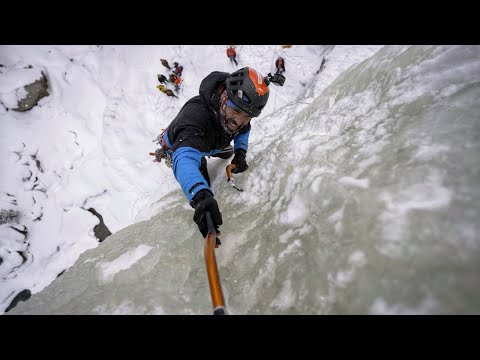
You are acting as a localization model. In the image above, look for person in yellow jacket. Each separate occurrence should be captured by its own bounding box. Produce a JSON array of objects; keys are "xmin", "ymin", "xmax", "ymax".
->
[{"xmin": 156, "ymin": 84, "xmax": 178, "ymax": 98}]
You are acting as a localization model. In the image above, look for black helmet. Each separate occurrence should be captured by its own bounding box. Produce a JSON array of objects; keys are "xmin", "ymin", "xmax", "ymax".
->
[{"xmin": 225, "ymin": 67, "xmax": 269, "ymax": 117}]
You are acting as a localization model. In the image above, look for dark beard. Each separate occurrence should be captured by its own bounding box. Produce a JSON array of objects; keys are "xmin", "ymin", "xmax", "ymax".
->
[
  {"xmin": 219, "ymin": 113, "xmax": 235, "ymax": 136},
  {"xmin": 219, "ymin": 113, "xmax": 246, "ymax": 137}
]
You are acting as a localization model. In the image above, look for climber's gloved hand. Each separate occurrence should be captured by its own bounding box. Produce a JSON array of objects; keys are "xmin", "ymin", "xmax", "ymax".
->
[
  {"xmin": 231, "ymin": 149, "xmax": 249, "ymax": 174},
  {"xmin": 192, "ymin": 189, "xmax": 222, "ymax": 239}
]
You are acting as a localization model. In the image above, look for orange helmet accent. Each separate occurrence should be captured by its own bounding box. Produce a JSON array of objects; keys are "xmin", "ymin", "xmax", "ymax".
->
[
  {"xmin": 226, "ymin": 67, "xmax": 270, "ymax": 117},
  {"xmin": 248, "ymin": 68, "xmax": 269, "ymax": 96}
]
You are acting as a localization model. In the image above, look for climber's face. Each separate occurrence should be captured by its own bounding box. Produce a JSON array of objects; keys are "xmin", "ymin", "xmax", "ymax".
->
[{"xmin": 225, "ymin": 104, "xmax": 252, "ymax": 132}]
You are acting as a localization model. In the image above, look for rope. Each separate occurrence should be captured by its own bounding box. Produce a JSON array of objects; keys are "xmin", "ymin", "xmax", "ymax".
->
[{"xmin": 271, "ymin": 45, "xmax": 280, "ymax": 113}]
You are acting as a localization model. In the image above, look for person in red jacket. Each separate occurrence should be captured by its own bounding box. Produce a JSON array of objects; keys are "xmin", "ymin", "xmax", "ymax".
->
[
  {"xmin": 172, "ymin": 62, "xmax": 183, "ymax": 77},
  {"xmin": 170, "ymin": 73, "xmax": 183, "ymax": 92},
  {"xmin": 275, "ymin": 56, "xmax": 285, "ymax": 74},
  {"xmin": 226, "ymin": 46, "xmax": 238, "ymax": 66}
]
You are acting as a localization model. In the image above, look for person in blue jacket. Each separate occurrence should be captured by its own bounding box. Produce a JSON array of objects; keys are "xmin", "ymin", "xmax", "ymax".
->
[{"xmin": 160, "ymin": 67, "xmax": 270, "ymax": 243}]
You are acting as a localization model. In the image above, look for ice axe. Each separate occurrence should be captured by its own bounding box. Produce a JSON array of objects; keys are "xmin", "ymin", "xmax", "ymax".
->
[
  {"xmin": 226, "ymin": 164, "xmax": 243, "ymax": 192},
  {"xmin": 204, "ymin": 212, "xmax": 227, "ymax": 315}
]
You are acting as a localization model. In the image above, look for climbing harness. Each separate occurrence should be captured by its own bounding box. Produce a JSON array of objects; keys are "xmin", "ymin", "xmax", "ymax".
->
[{"xmin": 150, "ymin": 128, "xmax": 173, "ymax": 168}]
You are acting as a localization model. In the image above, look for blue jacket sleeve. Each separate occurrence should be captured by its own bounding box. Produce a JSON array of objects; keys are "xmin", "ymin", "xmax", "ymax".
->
[
  {"xmin": 233, "ymin": 128, "xmax": 250, "ymax": 153},
  {"xmin": 172, "ymin": 147, "xmax": 212, "ymax": 203}
]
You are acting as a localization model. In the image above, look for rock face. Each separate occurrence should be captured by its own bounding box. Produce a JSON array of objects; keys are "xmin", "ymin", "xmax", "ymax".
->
[
  {"xmin": 4, "ymin": 289, "xmax": 31, "ymax": 313},
  {"xmin": 87, "ymin": 208, "xmax": 112, "ymax": 242},
  {"xmin": 0, "ymin": 209, "xmax": 20, "ymax": 225},
  {"xmin": 13, "ymin": 72, "xmax": 49, "ymax": 112},
  {"xmin": 0, "ymin": 65, "xmax": 50, "ymax": 112}
]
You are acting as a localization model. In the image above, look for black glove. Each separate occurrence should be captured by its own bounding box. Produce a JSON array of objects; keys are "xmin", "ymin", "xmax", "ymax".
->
[
  {"xmin": 192, "ymin": 189, "xmax": 222, "ymax": 238},
  {"xmin": 231, "ymin": 149, "xmax": 249, "ymax": 174}
]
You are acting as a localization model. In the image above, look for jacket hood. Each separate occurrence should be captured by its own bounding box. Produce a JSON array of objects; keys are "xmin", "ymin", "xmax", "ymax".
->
[{"xmin": 199, "ymin": 71, "xmax": 230, "ymax": 113}]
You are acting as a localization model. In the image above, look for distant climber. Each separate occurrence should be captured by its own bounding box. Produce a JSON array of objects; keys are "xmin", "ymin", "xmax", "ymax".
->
[
  {"xmin": 164, "ymin": 89, "xmax": 178, "ymax": 98},
  {"xmin": 157, "ymin": 74, "xmax": 168, "ymax": 84},
  {"xmin": 172, "ymin": 62, "xmax": 183, "ymax": 77},
  {"xmin": 160, "ymin": 59, "xmax": 171, "ymax": 70},
  {"xmin": 275, "ymin": 56, "xmax": 285, "ymax": 74},
  {"xmin": 169, "ymin": 73, "xmax": 183, "ymax": 92},
  {"xmin": 226, "ymin": 46, "xmax": 238, "ymax": 66},
  {"xmin": 156, "ymin": 84, "xmax": 178, "ymax": 98}
]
